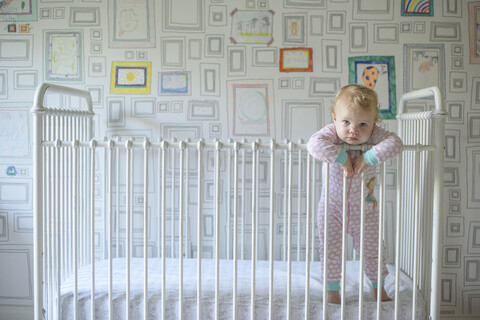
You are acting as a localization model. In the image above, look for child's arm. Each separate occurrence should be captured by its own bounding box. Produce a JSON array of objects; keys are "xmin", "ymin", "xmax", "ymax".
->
[
  {"xmin": 307, "ymin": 124, "xmax": 346, "ymax": 164},
  {"xmin": 362, "ymin": 125, "xmax": 404, "ymax": 165}
]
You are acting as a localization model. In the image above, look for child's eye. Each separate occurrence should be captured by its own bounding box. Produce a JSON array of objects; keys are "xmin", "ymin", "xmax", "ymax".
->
[
  {"xmin": 360, "ymin": 123, "xmax": 368, "ymax": 127},
  {"xmin": 343, "ymin": 120, "xmax": 350, "ymax": 125}
]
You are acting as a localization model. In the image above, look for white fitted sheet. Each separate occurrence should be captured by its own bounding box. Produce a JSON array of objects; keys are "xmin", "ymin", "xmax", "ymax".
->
[{"xmin": 59, "ymin": 258, "xmax": 425, "ymax": 320}]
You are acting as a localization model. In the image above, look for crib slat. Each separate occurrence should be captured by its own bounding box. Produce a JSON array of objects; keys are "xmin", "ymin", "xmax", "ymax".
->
[
  {"xmin": 144, "ymin": 139, "xmax": 150, "ymax": 320},
  {"xmin": 214, "ymin": 140, "xmax": 221, "ymax": 320},
  {"xmin": 376, "ymin": 164, "xmax": 385, "ymax": 319},
  {"xmin": 125, "ymin": 140, "xmax": 132, "ymax": 320},
  {"xmin": 197, "ymin": 140, "xmax": 204, "ymax": 320},
  {"xmin": 358, "ymin": 172, "xmax": 365, "ymax": 320},
  {"xmin": 322, "ymin": 164, "xmax": 329, "ymax": 320},
  {"xmin": 90, "ymin": 140, "xmax": 97, "ymax": 320},
  {"xmin": 286, "ymin": 142, "xmax": 294, "ymax": 320},
  {"xmin": 412, "ymin": 147, "xmax": 421, "ymax": 320},
  {"xmin": 160, "ymin": 142, "xmax": 167, "ymax": 320},
  {"xmin": 268, "ymin": 141, "xmax": 276, "ymax": 320},
  {"xmin": 73, "ymin": 139, "xmax": 79, "ymax": 320},
  {"xmin": 179, "ymin": 141, "xmax": 185, "ymax": 320},
  {"xmin": 341, "ymin": 174, "xmax": 348, "ymax": 320},
  {"xmin": 304, "ymin": 153, "xmax": 312, "ymax": 320},
  {"xmin": 232, "ymin": 141, "xmax": 239, "ymax": 320},
  {"xmin": 395, "ymin": 153, "xmax": 403, "ymax": 320},
  {"xmin": 107, "ymin": 141, "xmax": 114, "ymax": 320},
  {"xmin": 251, "ymin": 141, "xmax": 258, "ymax": 320}
]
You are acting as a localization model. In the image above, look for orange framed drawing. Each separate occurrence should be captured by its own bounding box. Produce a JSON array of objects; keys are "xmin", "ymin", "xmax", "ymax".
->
[{"xmin": 279, "ymin": 47, "xmax": 313, "ymax": 72}]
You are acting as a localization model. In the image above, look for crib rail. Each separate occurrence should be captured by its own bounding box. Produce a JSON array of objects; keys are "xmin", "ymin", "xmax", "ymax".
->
[{"xmin": 33, "ymin": 84, "xmax": 446, "ymax": 320}]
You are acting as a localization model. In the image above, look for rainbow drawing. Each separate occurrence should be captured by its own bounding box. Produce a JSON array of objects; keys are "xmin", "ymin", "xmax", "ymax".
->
[{"xmin": 402, "ymin": 0, "xmax": 433, "ymax": 16}]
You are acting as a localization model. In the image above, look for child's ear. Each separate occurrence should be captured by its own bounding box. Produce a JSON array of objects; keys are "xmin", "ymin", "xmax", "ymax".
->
[{"xmin": 331, "ymin": 112, "xmax": 336, "ymax": 121}]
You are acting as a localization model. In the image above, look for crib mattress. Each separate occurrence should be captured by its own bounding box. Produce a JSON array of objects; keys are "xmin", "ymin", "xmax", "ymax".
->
[{"xmin": 59, "ymin": 258, "xmax": 425, "ymax": 320}]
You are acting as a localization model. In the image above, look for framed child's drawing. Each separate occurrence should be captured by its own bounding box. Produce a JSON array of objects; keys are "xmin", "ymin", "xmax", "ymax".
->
[{"xmin": 348, "ymin": 56, "xmax": 396, "ymax": 119}]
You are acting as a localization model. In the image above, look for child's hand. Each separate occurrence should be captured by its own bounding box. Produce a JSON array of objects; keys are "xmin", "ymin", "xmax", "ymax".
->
[
  {"xmin": 341, "ymin": 156, "xmax": 354, "ymax": 177},
  {"xmin": 352, "ymin": 155, "xmax": 368, "ymax": 175}
]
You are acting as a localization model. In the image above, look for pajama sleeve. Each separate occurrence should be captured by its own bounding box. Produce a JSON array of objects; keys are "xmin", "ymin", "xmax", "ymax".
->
[
  {"xmin": 367, "ymin": 125, "xmax": 404, "ymax": 163},
  {"xmin": 307, "ymin": 124, "xmax": 345, "ymax": 164}
]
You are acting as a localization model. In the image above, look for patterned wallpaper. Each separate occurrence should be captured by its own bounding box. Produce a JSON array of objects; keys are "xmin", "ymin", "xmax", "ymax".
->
[{"xmin": 0, "ymin": 0, "xmax": 479, "ymax": 318}]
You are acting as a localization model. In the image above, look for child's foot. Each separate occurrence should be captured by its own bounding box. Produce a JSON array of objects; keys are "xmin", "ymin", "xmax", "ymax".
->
[
  {"xmin": 373, "ymin": 286, "xmax": 392, "ymax": 302},
  {"xmin": 327, "ymin": 290, "xmax": 341, "ymax": 304}
]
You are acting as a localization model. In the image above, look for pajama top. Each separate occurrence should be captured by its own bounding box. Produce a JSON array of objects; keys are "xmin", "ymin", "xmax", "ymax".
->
[{"xmin": 307, "ymin": 123, "xmax": 403, "ymax": 284}]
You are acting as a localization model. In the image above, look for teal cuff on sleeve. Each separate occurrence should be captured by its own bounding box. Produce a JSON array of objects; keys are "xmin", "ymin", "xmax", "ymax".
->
[
  {"xmin": 334, "ymin": 149, "xmax": 348, "ymax": 165},
  {"xmin": 371, "ymin": 280, "xmax": 385, "ymax": 289},
  {"xmin": 327, "ymin": 281, "xmax": 341, "ymax": 291},
  {"xmin": 363, "ymin": 149, "xmax": 379, "ymax": 165}
]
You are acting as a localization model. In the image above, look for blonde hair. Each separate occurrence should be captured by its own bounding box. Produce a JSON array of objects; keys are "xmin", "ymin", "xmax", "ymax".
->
[{"xmin": 332, "ymin": 84, "xmax": 380, "ymax": 121}]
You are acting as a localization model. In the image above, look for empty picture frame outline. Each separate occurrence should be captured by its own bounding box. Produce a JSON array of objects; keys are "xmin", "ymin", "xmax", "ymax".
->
[
  {"xmin": 472, "ymin": 77, "xmax": 480, "ymax": 110},
  {"xmin": 158, "ymin": 71, "xmax": 191, "ymax": 96},
  {"xmin": 44, "ymin": 30, "xmax": 83, "ymax": 82},
  {"xmin": 205, "ymin": 35, "xmax": 224, "ymax": 57},
  {"xmin": 200, "ymin": 63, "xmax": 220, "ymax": 96},
  {"xmin": 282, "ymin": 13, "xmax": 307, "ymax": 45},
  {"xmin": 0, "ymin": 69, "xmax": 7, "ymax": 99},
  {"xmin": 163, "ymin": 0, "xmax": 204, "ymax": 32},
  {"xmin": 110, "ymin": 61, "xmax": 151, "ymax": 94},
  {"xmin": 309, "ymin": 77, "xmax": 341, "ymax": 97},
  {"xmin": 349, "ymin": 55, "xmax": 396, "ymax": 119},
  {"xmin": 0, "ymin": 35, "xmax": 34, "ymax": 67},
  {"xmin": 161, "ymin": 37, "xmax": 185, "ymax": 69},
  {"xmin": 252, "ymin": 47, "xmax": 277, "ymax": 67},
  {"xmin": 131, "ymin": 98, "xmax": 156, "ymax": 118},
  {"xmin": 403, "ymin": 43, "xmax": 446, "ymax": 96},
  {"xmin": 227, "ymin": 46, "xmax": 247, "ymax": 76},
  {"xmin": 230, "ymin": 10, "xmax": 274, "ymax": 45},
  {"xmin": 469, "ymin": 2, "xmax": 480, "ymax": 64},
  {"xmin": 284, "ymin": 0, "xmax": 326, "ymax": 8},
  {"xmin": 108, "ymin": 0, "xmax": 156, "ymax": 48},
  {"xmin": 467, "ymin": 146, "xmax": 480, "ymax": 208},
  {"xmin": 227, "ymin": 79, "xmax": 275, "ymax": 137},
  {"xmin": 282, "ymin": 100, "xmax": 323, "ymax": 142},
  {"xmin": 187, "ymin": 100, "xmax": 220, "ymax": 121},
  {"xmin": 107, "ymin": 96, "xmax": 125, "ymax": 127},
  {"xmin": 322, "ymin": 39, "xmax": 342, "ymax": 73},
  {"xmin": 374, "ymin": 23, "xmax": 399, "ymax": 44},
  {"xmin": 353, "ymin": 0, "xmax": 393, "ymax": 20},
  {"xmin": 430, "ymin": 22, "xmax": 461, "ymax": 42},
  {"xmin": 279, "ymin": 47, "xmax": 313, "ymax": 72},
  {"xmin": 69, "ymin": 6, "xmax": 100, "ymax": 26},
  {"xmin": 349, "ymin": 22, "xmax": 368, "ymax": 53},
  {"xmin": 401, "ymin": 0, "xmax": 433, "ymax": 16},
  {"xmin": 209, "ymin": 5, "xmax": 227, "ymax": 26},
  {"xmin": 85, "ymin": 85, "xmax": 104, "ymax": 108},
  {"xmin": 0, "ymin": 108, "xmax": 30, "ymax": 158},
  {"xmin": 13, "ymin": 70, "xmax": 38, "ymax": 90}
]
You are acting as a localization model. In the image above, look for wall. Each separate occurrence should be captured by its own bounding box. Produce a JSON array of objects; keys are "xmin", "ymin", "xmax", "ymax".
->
[{"xmin": 0, "ymin": 0, "xmax": 479, "ymax": 318}]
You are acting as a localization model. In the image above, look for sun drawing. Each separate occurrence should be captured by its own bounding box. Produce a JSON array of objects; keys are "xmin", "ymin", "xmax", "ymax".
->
[{"xmin": 117, "ymin": 67, "xmax": 145, "ymax": 86}]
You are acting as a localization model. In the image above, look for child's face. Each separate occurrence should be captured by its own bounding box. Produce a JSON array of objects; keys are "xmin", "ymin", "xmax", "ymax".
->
[{"xmin": 332, "ymin": 101, "xmax": 376, "ymax": 145}]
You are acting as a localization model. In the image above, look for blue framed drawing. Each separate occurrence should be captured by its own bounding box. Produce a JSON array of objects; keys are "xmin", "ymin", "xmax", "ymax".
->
[{"xmin": 348, "ymin": 56, "xmax": 396, "ymax": 119}]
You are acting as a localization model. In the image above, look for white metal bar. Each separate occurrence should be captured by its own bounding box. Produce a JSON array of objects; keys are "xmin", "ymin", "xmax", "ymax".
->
[
  {"xmin": 214, "ymin": 140, "xmax": 221, "ymax": 320},
  {"xmin": 304, "ymin": 153, "xmax": 312, "ymax": 320},
  {"xmin": 297, "ymin": 146, "xmax": 302, "ymax": 262},
  {"xmin": 232, "ymin": 141, "xmax": 239, "ymax": 320},
  {"xmin": 412, "ymin": 147, "xmax": 421, "ymax": 320},
  {"xmin": 322, "ymin": 163, "xmax": 329, "ymax": 320},
  {"xmin": 125, "ymin": 140, "xmax": 132, "ymax": 320},
  {"xmin": 269, "ymin": 141, "xmax": 276, "ymax": 320},
  {"xmin": 341, "ymin": 175, "xmax": 348, "ymax": 320},
  {"xmin": 143, "ymin": 139, "xmax": 150, "ymax": 320},
  {"xmin": 197, "ymin": 140, "xmax": 204, "ymax": 320},
  {"xmin": 179, "ymin": 141, "xmax": 185, "ymax": 320},
  {"xmin": 394, "ymin": 154, "xmax": 403, "ymax": 320},
  {"xmin": 376, "ymin": 164, "xmax": 385, "ymax": 319},
  {"xmin": 250, "ymin": 141, "xmax": 258, "ymax": 320},
  {"xmin": 107, "ymin": 141, "xmax": 114, "ymax": 320},
  {"xmin": 90, "ymin": 140, "xmax": 97, "ymax": 320},
  {"xmin": 287, "ymin": 142, "xmax": 293, "ymax": 320},
  {"xmin": 160, "ymin": 142, "xmax": 167, "ymax": 320},
  {"xmin": 358, "ymin": 172, "xmax": 365, "ymax": 320},
  {"xmin": 73, "ymin": 139, "xmax": 79, "ymax": 320}
]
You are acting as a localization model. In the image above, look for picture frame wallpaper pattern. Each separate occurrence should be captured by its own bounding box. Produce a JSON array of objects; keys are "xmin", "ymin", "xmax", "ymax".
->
[
  {"xmin": 401, "ymin": 0, "xmax": 433, "ymax": 17},
  {"xmin": 108, "ymin": 0, "xmax": 156, "ymax": 48},
  {"xmin": 0, "ymin": 0, "xmax": 38, "ymax": 21},
  {"xmin": 44, "ymin": 30, "xmax": 83, "ymax": 82},
  {"xmin": 110, "ymin": 61, "xmax": 151, "ymax": 94},
  {"xmin": 230, "ymin": 10, "xmax": 274, "ymax": 45},
  {"xmin": 348, "ymin": 55, "xmax": 396, "ymax": 119},
  {"xmin": 279, "ymin": 47, "xmax": 313, "ymax": 72},
  {"xmin": 468, "ymin": 2, "xmax": 480, "ymax": 64}
]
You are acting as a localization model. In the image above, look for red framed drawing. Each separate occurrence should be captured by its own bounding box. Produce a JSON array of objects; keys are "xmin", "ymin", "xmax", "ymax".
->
[{"xmin": 279, "ymin": 47, "xmax": 313, "ymax": 72}]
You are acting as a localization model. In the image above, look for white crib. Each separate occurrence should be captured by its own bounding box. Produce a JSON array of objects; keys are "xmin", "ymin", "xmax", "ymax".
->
[{"xmin": 32, "ymin": 83, "xmax": 446, "ymax": 320}]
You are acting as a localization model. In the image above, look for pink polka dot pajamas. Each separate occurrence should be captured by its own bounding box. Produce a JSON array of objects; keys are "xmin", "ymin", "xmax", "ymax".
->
[{"xmin": 307, "ymin": 124, "xmax": 403, "ymax": 290}]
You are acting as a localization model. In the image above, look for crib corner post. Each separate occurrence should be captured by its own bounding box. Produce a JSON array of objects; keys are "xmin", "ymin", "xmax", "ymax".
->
[
  {"xmin": 430, "ymin": 107, "xmax": 447, "ymax": 320},
  {"xmin": 32, "ymin": 104, "xmax": 45, "ymax": 320}
]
